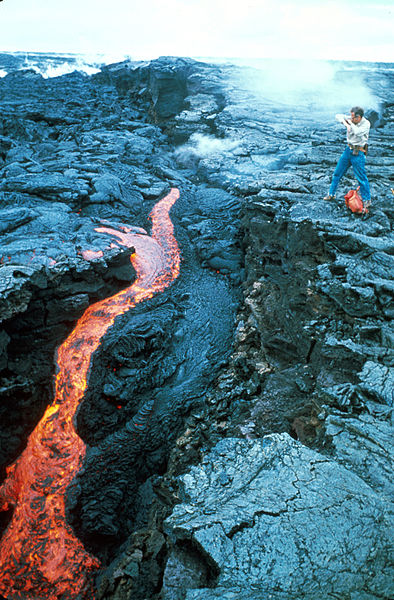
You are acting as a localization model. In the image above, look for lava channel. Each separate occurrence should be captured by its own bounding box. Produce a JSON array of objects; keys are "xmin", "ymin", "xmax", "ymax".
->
[{"xmin": 0, "ymin": 188, "xmax": 180, "ymax": 600}]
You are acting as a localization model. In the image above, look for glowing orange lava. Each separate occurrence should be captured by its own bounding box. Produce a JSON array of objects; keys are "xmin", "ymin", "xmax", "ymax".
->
[
  {"xmin": 0, "ymin": 189, "xmax": 180, "ymax": 599},
  {"xmin": 81, "ymin": 250, "xmax": 104, "ymax": 261}
]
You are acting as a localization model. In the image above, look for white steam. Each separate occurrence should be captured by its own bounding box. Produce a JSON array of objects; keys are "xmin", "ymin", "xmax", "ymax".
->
[
  {"xmin": 232, "ymin": 58, "xmax": 380, "ymax": 113},
  {"xmin": 175, "ymin": 133, "xmax": 239, "ymax": 162}
]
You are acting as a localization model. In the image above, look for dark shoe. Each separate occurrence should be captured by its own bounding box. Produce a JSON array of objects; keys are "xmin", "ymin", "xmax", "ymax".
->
[{"xmin": 324, "ymin": 194, "xmax": 336, "ymax": 201}]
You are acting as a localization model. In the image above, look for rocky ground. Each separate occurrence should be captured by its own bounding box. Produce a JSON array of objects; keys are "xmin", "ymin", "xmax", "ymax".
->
[{"xmin": 0, "ymin": 55, "xmax": 393, "ymax": 600}]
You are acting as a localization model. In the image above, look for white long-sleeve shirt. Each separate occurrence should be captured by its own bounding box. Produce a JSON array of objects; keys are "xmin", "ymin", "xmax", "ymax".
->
[
  {"xmin": 347, "ymin": 116, "xmax": 370, "ymax": 146},
  {"xmin": 336, "ymin": 114, "xmax": 370, "ymax": 146}
]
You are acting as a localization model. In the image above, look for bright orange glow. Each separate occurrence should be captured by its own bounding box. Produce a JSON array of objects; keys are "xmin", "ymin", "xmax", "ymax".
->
[
  {"xmin": 81, "ymin": 250, "xmax": 104, "ymax": 261},
  {"xmin": 0, "ymin": 189, "xmax": 180, "ymax": 599}
]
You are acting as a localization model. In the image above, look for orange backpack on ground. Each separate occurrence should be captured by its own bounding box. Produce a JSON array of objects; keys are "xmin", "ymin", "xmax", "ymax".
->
[{"xmin": 344, "ymin": 187, "xmax": 369, "ymax": 215}]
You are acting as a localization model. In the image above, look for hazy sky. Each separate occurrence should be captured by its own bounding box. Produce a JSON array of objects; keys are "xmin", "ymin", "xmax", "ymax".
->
[{"xmin": 0, "ymin": 0, "xmax": 393, "ymax": 62}]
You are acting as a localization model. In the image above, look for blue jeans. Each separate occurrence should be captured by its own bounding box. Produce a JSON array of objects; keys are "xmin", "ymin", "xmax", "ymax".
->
[{"xmin": 329, "ymin": 146, "xmax": 370, "ymax": 201}]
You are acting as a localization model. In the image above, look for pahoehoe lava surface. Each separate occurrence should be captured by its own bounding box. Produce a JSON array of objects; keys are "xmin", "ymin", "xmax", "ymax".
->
[{"xmin": 0, "ymin": 53, "xmax": 393, "ymax": 600}]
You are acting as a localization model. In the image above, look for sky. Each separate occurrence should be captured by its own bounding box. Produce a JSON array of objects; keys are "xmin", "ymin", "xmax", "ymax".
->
[{"xmin": 0, "ymin": 0, "xmax": 393, "ymax": 63}]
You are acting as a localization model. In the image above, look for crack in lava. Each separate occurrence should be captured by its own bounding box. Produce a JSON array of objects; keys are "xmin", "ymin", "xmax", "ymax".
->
[{"xmin": 0, "ymin": 189, "xmax": 180, "ymax": 600}]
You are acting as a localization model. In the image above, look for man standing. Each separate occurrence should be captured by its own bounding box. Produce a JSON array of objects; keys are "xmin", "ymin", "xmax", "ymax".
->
[{"xmin": 324, "ymin": 106, "xmax": 371, "ymax": 204}]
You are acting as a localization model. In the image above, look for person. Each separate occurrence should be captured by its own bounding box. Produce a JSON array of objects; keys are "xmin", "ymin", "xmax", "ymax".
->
[{"xmin": 324, "ymin": 106, "xmax": 371, "ymax": 204}]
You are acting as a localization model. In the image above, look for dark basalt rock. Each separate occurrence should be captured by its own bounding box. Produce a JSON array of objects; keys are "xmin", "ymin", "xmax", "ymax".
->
[
  {"xmin": 0, "ymin": 52, "xmax": 393, "ymax": 600},
  {"xmin": 96, "ymin": 56, "xmax": 226, "ymax": 142},
  {"xmin": 0, "ymin": 171, "xmax": 90, "ymax": 201},
  {"xmin": 164, "ymin": 434, "xmax": 393, "ymax": 600}
]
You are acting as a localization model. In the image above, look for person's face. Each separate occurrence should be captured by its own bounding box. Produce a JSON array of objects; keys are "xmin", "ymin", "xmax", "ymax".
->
[{"xmin": 351, "ymin": 112, "xmax": 362, "ymax": 124}]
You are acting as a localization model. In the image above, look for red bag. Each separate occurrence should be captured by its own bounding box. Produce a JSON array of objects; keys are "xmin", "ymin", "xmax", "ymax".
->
[{"xmin": 344, "ymin": 187, "xmax": 369, "ymax": 214}]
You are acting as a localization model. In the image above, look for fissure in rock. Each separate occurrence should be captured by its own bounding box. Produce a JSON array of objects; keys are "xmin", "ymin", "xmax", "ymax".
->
[{"xmin": 0, "ymin": 189, "xmax": 180, "ymax": 599}]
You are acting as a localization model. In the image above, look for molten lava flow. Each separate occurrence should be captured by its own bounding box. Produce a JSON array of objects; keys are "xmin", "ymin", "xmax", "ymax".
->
[
  {"xmin": 0, "ymin": 189, "xmax": 180, "ymax": 600},
  {"xmin": 81, "ymin": 250, "xmax": 104, "ymax": 261}
]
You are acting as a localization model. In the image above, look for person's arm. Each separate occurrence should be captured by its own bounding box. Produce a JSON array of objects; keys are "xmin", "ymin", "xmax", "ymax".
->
[
  {"xmin": 342, "ymin": 117, "xmax": 352, "ymax": 132},
  {"xmin": 335, "ymin": 113, "xmax": 351, "ymax": 127}
]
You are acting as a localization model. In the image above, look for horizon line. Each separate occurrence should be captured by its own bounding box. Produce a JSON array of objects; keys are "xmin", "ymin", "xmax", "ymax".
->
[{"xmin": 0, "ymin": 50, "xmax": 394, "ymax": 66}]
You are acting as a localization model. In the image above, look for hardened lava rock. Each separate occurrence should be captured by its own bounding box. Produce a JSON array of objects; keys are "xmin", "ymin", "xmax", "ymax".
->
[{"xmin": 164, "ymin": 434, "xmax": 394, "ymax": 600}]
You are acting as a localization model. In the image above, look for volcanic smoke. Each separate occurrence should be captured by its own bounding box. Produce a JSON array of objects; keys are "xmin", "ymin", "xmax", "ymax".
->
[{"xmin": 0, "ymin": 189, "xmax": 180, "ymax": 599}]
